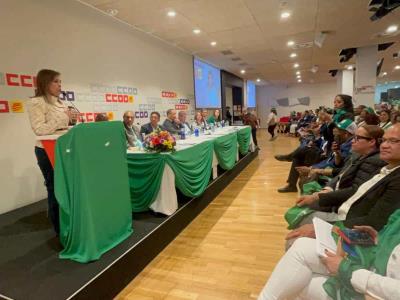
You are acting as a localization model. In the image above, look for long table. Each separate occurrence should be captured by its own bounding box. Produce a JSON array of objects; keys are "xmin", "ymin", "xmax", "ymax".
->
[{"xmin": 127, "ymin": 126, "xmax": 255, "ymax": 215}]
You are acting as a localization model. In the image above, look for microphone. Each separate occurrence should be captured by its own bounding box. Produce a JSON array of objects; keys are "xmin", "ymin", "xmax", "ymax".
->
[{"xmin": 62, "ymin": 92, "xmax": 84, "ymax": 123}]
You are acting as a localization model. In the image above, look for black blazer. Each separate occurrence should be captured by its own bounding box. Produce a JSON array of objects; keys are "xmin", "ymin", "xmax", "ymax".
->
[
  {"xmin": 318, "ymin": 151, "xmax": 386, "ymax": 208},
  {"xmin": 334, "ymin": 167, "xmax": 400, "ymax": 231},
  {"xmin": 140, "ymin": 123, "xmax": 164, "ymax": 135}
]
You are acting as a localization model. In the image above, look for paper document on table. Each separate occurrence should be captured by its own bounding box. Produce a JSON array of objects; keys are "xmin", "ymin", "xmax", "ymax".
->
[{"xmin": 313, "ymin": 217, "xmax": 337, "ymax": 257}]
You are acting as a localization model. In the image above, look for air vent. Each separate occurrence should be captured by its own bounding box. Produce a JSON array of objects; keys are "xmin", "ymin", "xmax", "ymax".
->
[
  {"xmin": 239, "ymin": 62, "xmax": 248, "ymax": 66},
  {"xmin": 292, "ymin": 42, "xmax": 313, "ymax": 49},
  {"xmin": 231, "ymin": 57, "xmax": 241, "ymax": 61},
  {"xmin": 221, "ymin": 50, "xmax": 234, "ymax": 55}
]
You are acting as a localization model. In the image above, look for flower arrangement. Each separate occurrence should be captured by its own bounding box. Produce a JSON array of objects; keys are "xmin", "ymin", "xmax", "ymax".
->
[{"xmin": 143, "ymin": 129, "xmax": 176, "ymax": 152}]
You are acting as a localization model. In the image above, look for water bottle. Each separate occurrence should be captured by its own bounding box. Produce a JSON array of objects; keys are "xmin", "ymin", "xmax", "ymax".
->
[
  {"xmin": 194, "ymin": 127, "xmax": 199, "ymax": 137},
  {"xmin": 180, "ymin": 127, "xmax": 186, "ymax": 140},
  {"xmin": 211, "ymin": 123, "xmax": 215, "ymax": 133},
  {"xmin": 221, "ymin": 120, "xmax": 225, "ymax": 128}
]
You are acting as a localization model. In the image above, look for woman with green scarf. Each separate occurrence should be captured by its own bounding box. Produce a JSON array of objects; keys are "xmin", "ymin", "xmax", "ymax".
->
[
  {"xmin": 333, "ymin": 94, "xmax": 355, "ymax": 124},
  {"xmin": 258, "ymin": 209, "xmax": 400, "ymax": 300}
]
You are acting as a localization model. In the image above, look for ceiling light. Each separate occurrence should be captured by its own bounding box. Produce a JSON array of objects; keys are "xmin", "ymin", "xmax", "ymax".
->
[
  {"xmin": 297, "ymin": 79, "xmax": 302, "ymax": 83},
  {"xmin": 106, "ymin": 8, "xmax": 118, "ymax": 16},
  {"xmin": 296, "ymin": 75, "xmax": 301, "ymax": 79},
  {"xmin": 347, "ymin": 65, "xmax": 353, "ymax": 70},
  {"xmin": 256, "ymin": 78, "xmax": 261, "ymax": 82},
  {"xmin": 287, "ymin": 40, "xmax": 295, "ymax": 47},
  {"xmin": 240, "ymin": 70, "xmax": 246, "ymax": 74},
  {"xmin": 290, "ymin": 53, "xmax": 297, "ymax": 58},
  {"xmin": 193, "ymin": 29, "xmax": 201, "ymax": 34},
  {"xmin": 382, "ymin": 72, "xmax": 387, "ymax": 76},
  {"xmin": 167, "ymin": 10, "xmax": 176, "ymax": 17},
  {"xmin": 210, "ymin": 41, "xmax": 217, "ymax": 46},
  {"xmin": 281, "ymin": 11, "xmax": 291, "ymax": 19},
  {"xmin": 395, "ymin": 65, "xmax": 400, "ymax": 70},
  {"xmin": 296, "ymin": 71, "xmax": 301, "ymax": 75},
  {"xmin": 386, "ymin": 25, "xmax": 398, "ymax": 33},
  {"xmin": 293, "ymin": 63, "xmax": 299, "ymax": 68}
]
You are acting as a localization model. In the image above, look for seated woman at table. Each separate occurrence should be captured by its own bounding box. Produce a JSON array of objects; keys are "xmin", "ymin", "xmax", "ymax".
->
[
  {"xmin": 192, "ymin": 111, "xmax": 205, "ymax": 130},
  {"xmin": 27, "ymin": 69, "xmax": 76, "ymax": 234},
  {"xmin": 258, "ymin": 209, "xmax": 400, "ymax": 300},
  {"xmin": 207, "ymin": 109, "xmax": 221, "ymax": 125}
]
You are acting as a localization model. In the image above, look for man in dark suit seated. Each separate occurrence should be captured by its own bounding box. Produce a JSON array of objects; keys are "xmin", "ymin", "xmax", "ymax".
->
[
  {"xmin": 140, "ymin": 111, "xmax": 163, "ymax": 136},
  {"xmin": 286, "ymin": 124, "xmax": 400, "ymax": 244},
  {"xmin": 123, "ymin": 110, "xmax": 141, "ymax": 147},
  {"xmin": 162, "ymin": 109, "xmax": 181, "ymax": 135}
]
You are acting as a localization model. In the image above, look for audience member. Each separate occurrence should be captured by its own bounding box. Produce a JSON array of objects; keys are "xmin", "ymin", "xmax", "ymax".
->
[
  {"xmin": 379, "ymin": 109, "xmax": 392, "ymax": 130},
  {"xmin": 333, "ymin": 94, "xmax": 354, "ymax": 123}
]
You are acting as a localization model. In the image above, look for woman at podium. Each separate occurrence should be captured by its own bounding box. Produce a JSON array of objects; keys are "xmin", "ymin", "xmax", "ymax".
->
[{"xmin": 27, "ymin": 69, "xmax": 73, "ymax": 234}]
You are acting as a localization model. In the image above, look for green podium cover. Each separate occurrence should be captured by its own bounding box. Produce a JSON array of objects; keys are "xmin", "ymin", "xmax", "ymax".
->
[{"xmin": 55, "ymin": 121, "xmax": 133, "ymax": 263}]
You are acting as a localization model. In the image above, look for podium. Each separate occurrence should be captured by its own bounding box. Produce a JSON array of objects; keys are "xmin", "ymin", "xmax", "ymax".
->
[{"xmin": 54, "ymin": 121, "xmax": 133, "ymax": 263}]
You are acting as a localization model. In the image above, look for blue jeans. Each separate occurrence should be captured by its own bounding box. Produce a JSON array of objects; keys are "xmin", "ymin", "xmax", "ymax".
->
[{"xmin": 35, "ymin": 147, "xmax": 59, "ymax": 234}]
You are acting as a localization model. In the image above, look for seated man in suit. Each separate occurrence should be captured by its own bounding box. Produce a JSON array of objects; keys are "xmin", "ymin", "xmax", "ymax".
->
[
  {"xmin": 178, "ymin": 111, "xmax": 192, "ymax": 134},
  {"xmin": 140, "ymin": 111, "xmax": 163, "ymax": 136},
  {"xmin": 286, "ymin": 123, "xmax": 400, "ymax": 243},
  {"xmin": 123, "ymin": 110, "xmax": 141, "ymax": 147},
  {"xmin": 162, "ymin": 109, "xmax": 181, "ymax": 135}
]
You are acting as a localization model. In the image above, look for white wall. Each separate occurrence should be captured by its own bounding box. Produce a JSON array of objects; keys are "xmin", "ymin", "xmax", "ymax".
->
[
  {"xmin": 0, "ymin": 0, "xmax": 194, "ymax": 214},
  {"xmin": 256, "ymin": 82, "xmax": 337, "ymax": 127}
]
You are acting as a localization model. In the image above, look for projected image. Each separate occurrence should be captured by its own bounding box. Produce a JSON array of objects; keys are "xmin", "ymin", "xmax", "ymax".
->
[
  {"xmin": 247, "ymin": 80, "xmax": 256, "ymax": 107},
  {"xmin": 194, "ymin": 58, "xmax": 221, "ymax": 108}
]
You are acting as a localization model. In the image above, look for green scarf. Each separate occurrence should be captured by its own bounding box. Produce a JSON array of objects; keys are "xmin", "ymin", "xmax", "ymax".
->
[
  {"xmin": 323, "ymin": 209, "xmax": 400, "ymax": 299},
  {"xmin": 333, "ymin": 108, "xmax": 347, "ymax": 123},
  {"xmin": 284, "ymin": 181, "xmax": 321, "ymax": 229}
]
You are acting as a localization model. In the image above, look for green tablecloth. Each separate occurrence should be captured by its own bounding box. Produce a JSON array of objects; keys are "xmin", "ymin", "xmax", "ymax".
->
[
  {"xmin": 237, "ymin": 126, "xmax": 252, "ymax": 155},
  {"xmin": 127, "ymin": 127, "xmax": 252, "ymax": 212},
  {"xmin": 127, "ymin": 153, "xmax": 165, "ymax": 211},
  {"xmin": 166, "ymin": 140, "xmax": 213, "ymax": 197},
  {"xmin": 55, "ymin": 121, "xmax": 133, "ymax": 263}
]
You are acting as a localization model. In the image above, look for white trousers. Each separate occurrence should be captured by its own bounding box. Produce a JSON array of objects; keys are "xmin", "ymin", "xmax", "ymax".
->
[{"xmin": 258, "ymin": 237, "xmax": 332, "ymax": 300}]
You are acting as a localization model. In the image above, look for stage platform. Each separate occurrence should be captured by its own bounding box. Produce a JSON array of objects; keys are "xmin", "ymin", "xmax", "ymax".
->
[{"xmin": 0, "ymin": 150, "xmax": 258, "ymax": 300}]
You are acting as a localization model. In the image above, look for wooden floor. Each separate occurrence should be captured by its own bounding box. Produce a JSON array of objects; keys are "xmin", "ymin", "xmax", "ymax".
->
[{"xmin": 116, "ymin": 130, "xmax": 300, "ymax": 300}]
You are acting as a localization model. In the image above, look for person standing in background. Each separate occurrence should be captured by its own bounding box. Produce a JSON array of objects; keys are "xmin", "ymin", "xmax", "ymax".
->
[
  {"xmin": 226, "ymin": 106, "xmax": 233, "ymax": 125},
  {"xmin": 27, "ymin": 69, "xmax": 75, "ymax": 234},
  {"xmin": 243, "ymin": 109, "xmax": 259, "ymax": 149},
  {"xmin": 267, "ymin": 108, "xmax": 278, "ymax": 141}
]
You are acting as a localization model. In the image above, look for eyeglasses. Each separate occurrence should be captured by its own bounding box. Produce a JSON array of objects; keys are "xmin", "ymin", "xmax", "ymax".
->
[
  {"xmin": 354, "ymin": 135, "xmax": 373, "ymax": 142},
  {"xmin": 378, "ymin": 138, "xmax": 400, "ymax": 145}
]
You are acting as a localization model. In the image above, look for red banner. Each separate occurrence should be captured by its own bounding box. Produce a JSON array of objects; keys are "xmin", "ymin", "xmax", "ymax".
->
[{"xmin": 162, "ymin": 91, "xmax": 177, "ymax": 98}]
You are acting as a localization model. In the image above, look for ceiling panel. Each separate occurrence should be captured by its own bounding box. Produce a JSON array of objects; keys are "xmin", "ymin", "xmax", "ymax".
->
[{"xmin": 80, "ymin": 0, "xmax": 400, "ymax": 85}]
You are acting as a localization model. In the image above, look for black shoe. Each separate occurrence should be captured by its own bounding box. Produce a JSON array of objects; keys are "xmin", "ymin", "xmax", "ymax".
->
[
  {"xmin": 274, "ymin": 155, "xmax": 291, "ymax": 162},
  {"xmin": 278, "ymin": 185, "xmax": 298, "ymax": 193}
]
